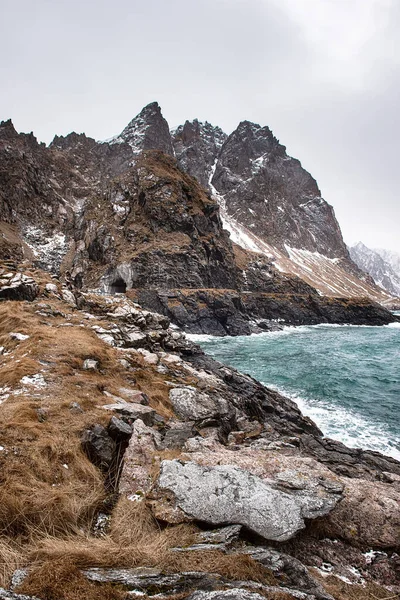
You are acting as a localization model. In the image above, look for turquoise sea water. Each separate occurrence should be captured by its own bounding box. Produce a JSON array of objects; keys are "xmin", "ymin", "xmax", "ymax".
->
[{"xmin": 191, "ymin": 321, "xmax": 400, "ymax": 459}]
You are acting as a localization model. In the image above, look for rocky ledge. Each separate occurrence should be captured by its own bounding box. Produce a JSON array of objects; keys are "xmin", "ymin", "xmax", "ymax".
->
[{"xmin": 0, "ymin": 262, "xmax": 399, "ymax": 600}]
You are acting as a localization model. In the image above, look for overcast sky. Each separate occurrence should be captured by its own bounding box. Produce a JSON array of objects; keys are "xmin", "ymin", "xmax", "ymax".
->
[{"xmin": 1, "ymin": 0, "xmax": 399, "ymax": 253}]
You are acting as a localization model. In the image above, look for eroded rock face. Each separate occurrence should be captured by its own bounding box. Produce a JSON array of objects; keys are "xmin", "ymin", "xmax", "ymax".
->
[
  {"xmin": 156, "ymin": 460, "xmax": 342, "ymax": 542},
  {"xmin": 324, "ymin": 477, "xmax": 400, "ymax": 548},
  {"xmin": 0, "ymin": 270, "xmax": 39, "ymax": 301}
]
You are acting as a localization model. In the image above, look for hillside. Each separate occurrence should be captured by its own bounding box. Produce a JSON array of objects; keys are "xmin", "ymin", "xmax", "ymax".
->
[{"xmin": 0, "ymin": 262, "xmax": 399, "ymax": 600}]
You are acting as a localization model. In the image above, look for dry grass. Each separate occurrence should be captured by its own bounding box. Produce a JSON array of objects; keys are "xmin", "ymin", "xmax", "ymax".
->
[
  {"xmin": 311, "ymin": 571, "xmax": 397, "ymax": 600},
  {"xmin": 0, "ymin": 538, "xmax": 23, "ymax": 588},
  {"xmin": 18, "ymin": 558, "xmax": 126, "ymax": 600},
  {"xmin": 0, "ymin": 291, "xmax": 278, "ymax": 596}
]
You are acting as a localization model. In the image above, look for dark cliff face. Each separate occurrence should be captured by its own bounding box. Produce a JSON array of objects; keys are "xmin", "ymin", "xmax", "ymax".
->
[
  {"xmin": 71, "ymin": 151, "xmax": 241, "ymax": 291},
  {"xmin": 174, "ymin": 118, "xmax": 350, "ymax": 260},
  {"xmin": 172, "ymin": 120, "xmax": 227, "ymax": 188},
  {"xmin": 115, "ymin": 101, "xmax": 174, "ymax": 157}
]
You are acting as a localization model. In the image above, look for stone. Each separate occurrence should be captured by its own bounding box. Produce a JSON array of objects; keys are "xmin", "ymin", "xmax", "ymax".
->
[
  {"xmin": 83, "ymin": 568, "xmax": 223, "ymax": 594},
  {"xmin": 107, "ymin": 416, "xmax": 133, "ymax": 440},
  {"xmin": 81, "ymin": 424, "xmax": 116, "ymax": 471},
  {"xmin": 156, "ymin": 460, "xmax": 341, "ymax": 542},
  {"xmin": 243, "ymin": 547, "xmax": 334, "ymax": 600},
  {"xmin": 169, "ymin": 386, "xmax": 230, "ymax": 422},
  {"xmin": 162, "ymin": 421, "xmax": 196, "ymax": 449},
  {"xmin": 119, "ymin": 419, "xmax": 161, "ymax": 497},
  {"xmin": 45, "ymin": 282, "xmax": 58, "ymax": 293},
  {"xmin": 323, "ymin": 477, "xmax": 400, "ymax": 547},
  {"xmin": 0, "ymin": 272, "xmax": 39, "ymax": 302},
  {"xmin": 61, "ymin": 288, "xmax": 76, "ymax": 306},
  {"xmin": 186, "ymin": 591, "xmax": 276, "ymax": 600},
  {"xmin": 199, "ymin": 524, "xmax": 242, "ymax": 546},
  {"xmin": 102, "ymin": 401, "xmax": 156, "ymax": 426},
  {"xmin": 82, "ymin": 359, "xmax": 99, "ymax": 371},
  {"xmin": 0, "ymin": 589, "xmax": 38, "ymax": 600}
]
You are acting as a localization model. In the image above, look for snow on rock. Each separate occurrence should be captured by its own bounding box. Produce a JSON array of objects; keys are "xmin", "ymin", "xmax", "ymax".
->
[
  {"xmin": 23, "ymin": 226, "xmax": 68, "ymax": 273},
  {"xmin": 20, "ymin": 373, "xmax": 46, "ymax": 388}
]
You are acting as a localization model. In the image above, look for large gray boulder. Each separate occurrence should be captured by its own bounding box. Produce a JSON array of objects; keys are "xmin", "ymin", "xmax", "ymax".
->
[
  {"xmin": 169, "ymin": 386, "xmax": 230, "ymax": 421},
  {"xmin": 157, "ymin": 460, "xmax": 341, "ymax": 542}
]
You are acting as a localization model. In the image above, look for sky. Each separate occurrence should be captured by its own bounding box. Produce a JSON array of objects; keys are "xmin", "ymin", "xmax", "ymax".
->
[{"xmin": 1, "ymin": 0, "xmax": 399, "ymax": 253}]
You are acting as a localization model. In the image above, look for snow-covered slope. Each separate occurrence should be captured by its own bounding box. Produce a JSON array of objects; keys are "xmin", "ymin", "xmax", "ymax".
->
[{"xmin": 349, "ymin": 242, "xmax": 400, "ymax": 297}]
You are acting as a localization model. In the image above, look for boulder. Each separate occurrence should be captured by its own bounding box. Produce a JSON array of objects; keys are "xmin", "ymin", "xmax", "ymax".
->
[
  {"xmin": 119, "ymin": 419, "xmax": 161, "ymax": 497},
  {"xmin": 155, "ymin": 460, "xmax": 341, "ymax": 542},
  {"xmin": 81, "ymin": 424, "xmax": 116, "ymax": 471},
  {"xmin": 169, "ymin": 386, "xmax": 230, "ymax": 422},
  {"xmin": 0, "ymin": 272, "xmax": 39, "ymax": 301}
]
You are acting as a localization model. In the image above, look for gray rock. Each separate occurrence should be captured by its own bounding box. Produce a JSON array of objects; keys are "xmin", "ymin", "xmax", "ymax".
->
[
  {"xmin": 81, "ymin": 424, "xmax": 116, "ymax": 471},
  {"xmin": 187, "ymin": 591, "xmax": 275, "ymax": 600},
  {"xmin": 108, "ymin": 416, "xmax": 133, "ymax": 440},
  {"xmin": 82, "ymin": 359, "xmax": 98, "ymax": 370},
  {"xmin": 199, "ymin": 524, "xmax": 242, "ymax": 546},
  {"xmin": 162, "ymin": 421, "xmax": 196, "ymax": 449},
  {"xmin": 157, "ymin": 460, "xmax": 341, "ymax": 542},
  {"xmin": 61, "ymin": 288, "xmax": 76, "ymax": 306},
  {"xmin": 102, "ymin": 401, "xmax": 156, "ymax": 426},
  {"xmin": 45, "ymin": 282, "xmax": 58, "ymax": 294},
  {"xmin": 0, "ymin": 273, "xmax": 39, "ymax": 302},
  {"xmin": 243, "ymin": 547, "xmax": 334, "ymax": 600},
  {"xmin": 169, "ymin": 386, "xmax": 230, "ymax": 421},
  {"xmin": 82, "ymin": 568, "xmax": 222, "ymax": 593},
  {"xmin": 172, "ymin": 524, "xmax": 243, "ymax": 554},
  {"xmin": 0, "ymin": 589, "xmax": 39, "ymax": 600}
]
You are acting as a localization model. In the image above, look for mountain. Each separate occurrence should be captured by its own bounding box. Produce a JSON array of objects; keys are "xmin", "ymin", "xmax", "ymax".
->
[
  {"xmin": 0, "ymin": 112, "xmax": 396, "ymax": 335},
  {"xmin": 349, "ymin": 242, "xmax": 400, "ymax": 297},
  {"xmin": 171, "ymin": 117, "xmax": 392, "ymax": 303}
]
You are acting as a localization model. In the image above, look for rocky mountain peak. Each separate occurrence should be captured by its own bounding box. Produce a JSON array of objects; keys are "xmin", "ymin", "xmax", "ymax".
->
[
  {"xmin": 349, "ymin": 242, "xmax": 400, "ymax": 297},
  {"xmin": 172, "ymin": 119, "xmax": 227, "ymax": 188},
  {"xmin": 114, "ymin": 101, "xmax": 174, "ymax": 157},
  {"xmin": 50, "ymin": 131, "xmax": 92, "ymax": 151}
]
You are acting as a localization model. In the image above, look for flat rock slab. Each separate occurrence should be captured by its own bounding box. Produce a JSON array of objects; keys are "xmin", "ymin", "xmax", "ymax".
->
[
  {"xmin": 83, "ymin": 568, "xmax": 223, "ymax": 593},
  {"xmin": 157, "ymin": 460, "xmax": 341, "ymax": 542}
]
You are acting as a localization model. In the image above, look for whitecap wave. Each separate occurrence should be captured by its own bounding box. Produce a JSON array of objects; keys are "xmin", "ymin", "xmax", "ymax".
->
[
  {"xmin": 264, "ymin": 382, "xmax": 400, "ymax": 461},
  {"xmin": 185, "ymin": 333, "xmax": 221, "ymax": 342}
]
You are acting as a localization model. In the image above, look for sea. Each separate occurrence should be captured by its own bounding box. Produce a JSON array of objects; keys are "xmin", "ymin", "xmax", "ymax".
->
[{"xmin": 189, "ymin": 316, "xmax": 400, "ymax": 460}]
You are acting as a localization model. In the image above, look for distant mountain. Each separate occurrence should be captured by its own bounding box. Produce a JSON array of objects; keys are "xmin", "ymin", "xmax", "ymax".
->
[{"xmin": 349, "ymin": 242, "xmax": 400, "ymax": 297}]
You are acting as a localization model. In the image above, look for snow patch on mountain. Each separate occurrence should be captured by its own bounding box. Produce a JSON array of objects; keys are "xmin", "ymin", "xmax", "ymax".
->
[{"xmin": 349, "ymin": 243, "xmax": 400, "ymax": 297}]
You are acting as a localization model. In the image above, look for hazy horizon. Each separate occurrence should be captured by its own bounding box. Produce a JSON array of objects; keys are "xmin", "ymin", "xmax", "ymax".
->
[{"xmin": 2, "ymin": 0, "xmax": 399, "ymax": 254}]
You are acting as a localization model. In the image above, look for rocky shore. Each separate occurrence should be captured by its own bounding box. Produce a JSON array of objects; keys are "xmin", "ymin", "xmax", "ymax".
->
[{"xmin": 0, "ymin": 262, "xmax": 399, "ymax": 600}]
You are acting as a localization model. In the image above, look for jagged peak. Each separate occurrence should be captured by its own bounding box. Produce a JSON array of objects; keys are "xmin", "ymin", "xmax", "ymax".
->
[
  {"xmin": 172, "ymin": 119, "xmax": 227, "ymax": 147},
  {"xmin": 113, "ymin": 101, "xmax": 173, "ymax": 157},
  {"xmin": 0, "ymin": 118, "xmax": 16, "ymax": 131},
  {"xmin": 50, "ymin": 131, "xmax": 93, "ymax": 150}
]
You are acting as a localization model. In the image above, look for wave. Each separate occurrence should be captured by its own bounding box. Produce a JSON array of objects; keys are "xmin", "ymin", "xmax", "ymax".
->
[{"xmin": 264, "ymin": 382, "xmax": 400, "ymax": 461}]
